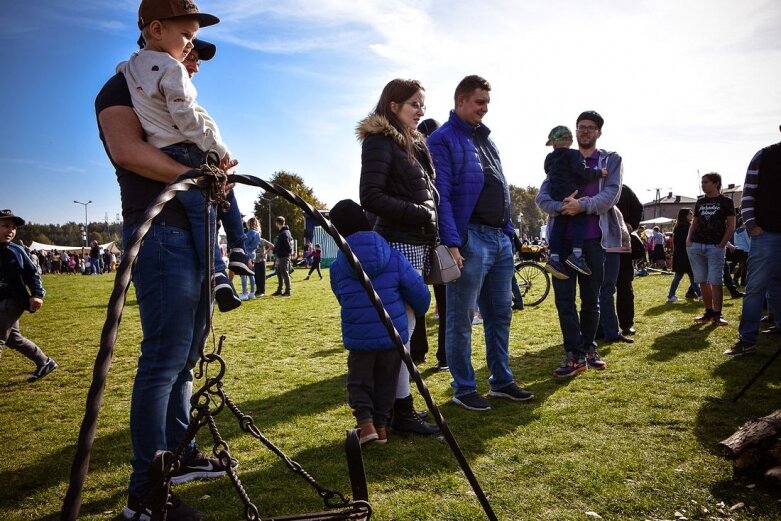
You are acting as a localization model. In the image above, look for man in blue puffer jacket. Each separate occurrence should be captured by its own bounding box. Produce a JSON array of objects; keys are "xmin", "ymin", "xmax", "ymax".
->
[
  {"xmin": 427, "ymin": 75, "xmax": 534, "ymax": 411},
  {"xmin": 329, "ymin": 199, "xmax": 430, "ymax": 444},
  {"xmin": 0, "ymin": 209, "xmax": 57, "ymax": 382}
]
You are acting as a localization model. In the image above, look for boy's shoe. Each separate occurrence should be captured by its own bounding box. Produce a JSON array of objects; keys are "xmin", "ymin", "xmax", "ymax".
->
[
  {"xmin": 375, "ymin": 426, "xmax": 388, "ymax": 444},
  {"xmin": 228, "ymin": 248, "xmax": 255, "ymax": 276},
  {"xmin": 666, "ymin": 295, "xmax": 678, "ymax": 303},
  {"xmin": 452, "ymin": 391, "xmax": 491, "ymax": 411},
  {"xmin": 123, "ymin": 493, "xmax": 202, "ymax": 521},
  {"xmin": 357, "ymin": 420, "xmax": 378, "ymax": 445},
  {"xmin": 694, "ymin": 310, "xmax": 715, "ymax": 323},
  {"xmin": 723, "ymin": 340, "xmax": 756, "ymax": 357},
  {"xmin": 488, "ymin": 383, "xmax": 534, "ymax": 402},
  {"xmin": 28, "ymin": 357, "xmax": 57, "ymax": 382},
  {"xmin": 213, "ymin": 272, "xmax": 241, "ymax": 312},
  {"xmin": 170, "ymin": 448, "xmax": 238, "ymax": 485},
  {"xmin": 586, "ymin": 351, "xmax": 607, "ymax": 370},
  {"xmin": 553, "ymin": 358, "xmax": 587, "ymax": 378},
  {"xmin": 545, "ymin": 259, "xmax": 570, "ymax": 280},
  {"xmin": 565, "ymin": 254, "xmax": 592, "ymax": 276},
  {"xmin": 711, "ymin": 314, "xmax": 728, "ymax": 327}
]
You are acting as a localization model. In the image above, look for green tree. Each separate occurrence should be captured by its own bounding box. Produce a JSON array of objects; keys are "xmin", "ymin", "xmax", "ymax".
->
[
  {"xmin": 508, "ymin": 184, "xmax": 545, "ymax": 239},
  {"xmin": 253, "ymin": 171, "xmax": 326, "ymax": 250}
]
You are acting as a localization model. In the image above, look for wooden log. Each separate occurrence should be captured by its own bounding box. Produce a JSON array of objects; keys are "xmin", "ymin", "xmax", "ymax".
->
[{"xmin": 718, "ymin": 409, "xmax": 781, "ymax": 458}]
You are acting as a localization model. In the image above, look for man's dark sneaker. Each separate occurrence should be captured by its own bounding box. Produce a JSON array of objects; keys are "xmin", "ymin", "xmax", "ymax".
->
[
  {"xmin": 512, "ymin": 303, "xmax": 524, "ymax": 311},
  {"xmin": 565, "ymin": 254, "xmax": 592, "ymax": 276},
  {"xmin": 228, "ymin": 248, "xmax": 255, "ymax": 276},
  {"xmin": 434, "ymin": 362, "xmax": 450, "ymax": 372},
  {"xmin": 271, "ymin": 290, "xmax": 283, "ymax": 296},
  {"xmin": 171, "ymin": 448, "xmax": 238, "ymax": 484},
  {"xmin": 760, "ymin": 315, "xmax": 773, "ymax": 324},
  {"xmin": 586, "ymin": 351, "xmax": 607, "ymax": 370},
  {"xmin": 553, "ymin": 358, "xmax": 587, "ymax": 378},
  {"xmin": 606, "ymin": 333, "xmax": 634, "ymax": 344},
  {"xmin": 488, "ymin": 383, "xmax": 534, "ymax": 401},
  {"xmin": 621, "ymin": 327, "xmax": 637, "ymax": 336},
  {"xmin": 694, "ymin": 309, "xmax": 715, "ymax": 323},
  {"xmin": 762, "ymin": 325, "xmax": 781, "ymax": 335},
  {"xmin": 213, "ymin": 272, "xmax": 241, "ymax": 312},
  {"xmin": 28, "ymin": 357, "xmax": 57, "ymax": 382},
  {"xmin": 281, "ymin": 290, "xmax": 291, "ymax": 297},
  {"xmin": 730, "ymin": 291, "xmax": 745, "ymax": 299},
  {"xmin": 723, "ymin": 340, "xmax": 756, "ymax": 357},
  {"xmin": 544, "ymin": 258, "xmax": 570, "ymax": 280},
  {"xmin": 452, "ymin": 391, "xmax": 491, "ymax": 411},
  {"xmin": 123, "ymin": 493, "xmax": 202, "ymax": 521}
]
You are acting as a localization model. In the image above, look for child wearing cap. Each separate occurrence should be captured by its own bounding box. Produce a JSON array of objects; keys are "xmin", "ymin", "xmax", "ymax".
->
[
  {"xmin": 0, "ymin": 209, "xmax": 57, "ymax": 383},
  {"xmin": 117, "ymin": 0, "xmax": 253, "ymax": 312},
  {"xmin": 328, "ymin": 200, "xmax": 430, "ymax": 445},
  {"xmin": 543, "ymin": 125, "xmax": 607, "ymax": 279}
]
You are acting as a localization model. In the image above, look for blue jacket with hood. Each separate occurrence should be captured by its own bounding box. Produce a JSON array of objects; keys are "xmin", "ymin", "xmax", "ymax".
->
[
  {"xmin": 0, "ymin": 242, "xmax": 45, "ymax": 307},
  {"xmin": 427, "ymin": 110, "xmax": 515, "ymax": 248},
  {"xmin": 329, "ymin": 231, "xmax": 430, "ymax": 352}
]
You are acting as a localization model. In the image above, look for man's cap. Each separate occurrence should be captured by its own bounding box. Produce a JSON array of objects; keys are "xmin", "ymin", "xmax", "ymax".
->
[
  {"xmin": 0, "ymin": 209, "xmax": 25, "ymax": 226},
  {"xmin": 329, "ymin": 199, "xmax": 371, "ymax": 238},
  {"xmin": 576, "ymin": 110, "xmax": 604, "ymax": 129},
  {"xmin": 545, "ymin": 125, "xmax": 572, "ymax": 145},
  {"xmin": 136, "ymin": 34, "xmax": 216, "ymax": 61},
  {"xmin": 138, "ymin": 0, "xmax": 219, "ymax": 30},
  {"xmin": 417, "ymin": 118, "xmax": 440, "ymax": 137}
]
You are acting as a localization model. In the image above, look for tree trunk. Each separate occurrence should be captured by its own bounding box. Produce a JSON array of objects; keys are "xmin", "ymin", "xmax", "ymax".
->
[{"xmin": 718, "ymin": 409, "xmax": 781, "ymax": 459}]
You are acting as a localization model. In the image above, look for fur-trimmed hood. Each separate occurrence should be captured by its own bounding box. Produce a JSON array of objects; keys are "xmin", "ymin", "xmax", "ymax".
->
[{"xmin": 356, "ymin": 114, "xmax": 423, "ymax": 148}]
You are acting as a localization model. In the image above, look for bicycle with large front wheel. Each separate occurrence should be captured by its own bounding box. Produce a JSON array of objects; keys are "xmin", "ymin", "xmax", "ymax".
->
[{"xmin": 514, "ymin": 260, "xmax": 551, "ymax": 307}]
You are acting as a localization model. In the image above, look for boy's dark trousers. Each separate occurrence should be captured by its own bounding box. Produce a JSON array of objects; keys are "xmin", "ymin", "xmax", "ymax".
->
[
  {"xmin": 347, "ymin": 350, "xmax": 401, "ymax": 427},
  {"xmin": 549, "ymin": 213, "xmax": 587, "ymax": 256}
]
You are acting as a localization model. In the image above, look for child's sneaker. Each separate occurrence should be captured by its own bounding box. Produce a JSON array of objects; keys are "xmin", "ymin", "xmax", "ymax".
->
[
  {"xmin": 357, "ymin": 420, "xmax": 378, "ymax": 445},
  {"xmin": 586, "ymin": 351, "xmax": 607, "ymax": 370},
  {"xmin": 553, "ymin": 358, "xmax": 587, "ymax": 378},
  {"xmin": 565, "ymin": 254, "xmax": 592, "ymax": 276},
  {"xmin": 545, "ymin": 258, "xmax": 570, "ymax": 280},
  {"xmin": 228, "ymin": 248, "xmax": 255, "ymax": 276},
  {"xmin": 239, "ymin": 293, "xmax": 249, "ymax": 301},
  {"xmin": 28, "ymin": 357, "xmax": 58, "ymax": 382},
  {"xmin": 213, "ymin": 272, "xmax": 241, "ymax": 312},
  {"xmin": 375, "ymin": 426, "xmax": 388, "ymax": 444}
]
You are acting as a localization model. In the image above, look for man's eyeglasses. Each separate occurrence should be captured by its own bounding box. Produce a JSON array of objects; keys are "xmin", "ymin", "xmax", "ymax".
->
[
  {"xmin": 576, "ymin": 125, "xmax": 599, "ymax": 133},
  {"xmin": 405, "ymin": 101, "xmax": 426, "ymax": 112},
  {"xmin": 184, "ymin": 54, "xmax": 201, "ymax": 65}
]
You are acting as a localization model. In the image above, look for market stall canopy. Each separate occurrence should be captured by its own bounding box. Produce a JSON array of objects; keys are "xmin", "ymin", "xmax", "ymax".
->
[
  {"xmin": 639, "ymin": 217, "xmax": 675, "ymax": 226},
  {"xmin": 28, "ymin": 241, "xmax": 119, "ymax": 254}
]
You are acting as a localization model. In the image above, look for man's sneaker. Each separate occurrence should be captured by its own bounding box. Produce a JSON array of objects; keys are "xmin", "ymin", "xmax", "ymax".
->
[
  {"xmin": 213, "ymin": 272, "xmax": 241, "ymax": 312},
  {"xmin": 666, "ymin": 295, "xmax": 678, "ymax": 303},
  {"xmin": 586, "ymin": 351, "xmax": 607, "ymax": 370},
  {"xmin": 28, "ymin": 357, "xmax": 57, "ymax": 382},
  {"xmin": 171, "ymin": 448, "xmax": 237, "ymax": 485},
  {"xmin": 452, "ymin": 391, "xmax": 491, "ymax": 411},
  {"xmin": 553, "ymin": 358, "xmax": 587, "ymax": 378},
  {"xmin": 357, "ymin": 420, "xmax": 378, "ymax": 445},
  {"xmin": 694, "ymin": 310, "xmax": 715, "ymax": 323},
  {"xmin": 228, "ymin": 248, "xmax": 255, "ymax": 276},
  {"xmin": 565, "ymin": 254, "xmax": 592, "ymax": 276},
  {"xmin": 723, "ymin": 340, "xmax": 756, "ymax": 357},
  {"xmin": 711, "ymin": 314, "xmax": 728, "ymax": 327},
  {"xmin": 434, "ymin": 362, "xmax": 450, "ymax": 372},
  {"xmin": 730, "ymin": 291, "xmax": 745, "ymax": 299},
  {"xmin": 239, "ymin": 293, "xmax": 249, "ymax": 301},
  {"xmin": 545, "ymin": 258, "xmax": 570, "ymax": 280},
  {"xmin": 488, "ymin": 383, "xmax": 534, "ymax": 402},
  {"xmin": 281, "ymin": 290, "xmax": 291, "ymax": 297},
  {"xmin": 123, "ymin": 493, "xmax": 202, "ymax": 521}
]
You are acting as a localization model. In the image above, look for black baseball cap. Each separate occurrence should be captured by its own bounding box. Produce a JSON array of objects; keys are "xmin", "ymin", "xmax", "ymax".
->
[
  {"xmin": 576, "ymin": 110, "xmax": 604, "ymax": 129},
  {"xmin": 0, "ymin": 209, "xmax": 25, "ymax": 226}
]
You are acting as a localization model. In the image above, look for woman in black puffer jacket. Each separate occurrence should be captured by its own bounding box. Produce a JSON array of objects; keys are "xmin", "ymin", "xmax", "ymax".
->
[{"xmin": 356, "ymin": 78, "xmax": 439, "ymax": 438}]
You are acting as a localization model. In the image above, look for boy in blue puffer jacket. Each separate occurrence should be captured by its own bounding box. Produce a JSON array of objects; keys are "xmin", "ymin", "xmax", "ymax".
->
[{"xmin": 329, "ymin": 200, "xmax": 430, "ymax": 445}]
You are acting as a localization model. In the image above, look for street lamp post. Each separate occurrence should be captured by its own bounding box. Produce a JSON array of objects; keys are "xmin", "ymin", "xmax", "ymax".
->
[
  {"xmin": 260, "ymin": 196, "xmax": 274, "ymax": 243},
  {"xmin": 74, "ymin": 200, "xmax": 92, "ymax": 260}
]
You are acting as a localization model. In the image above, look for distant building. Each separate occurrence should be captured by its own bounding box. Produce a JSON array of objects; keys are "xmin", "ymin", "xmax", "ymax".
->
[
  {"xmin": 642, "ymin": 192, "xmax": 698, "ymax": 221},
  {"xmin": 641, "ymin": 183, "xmax": 744, "ymax": 222}
]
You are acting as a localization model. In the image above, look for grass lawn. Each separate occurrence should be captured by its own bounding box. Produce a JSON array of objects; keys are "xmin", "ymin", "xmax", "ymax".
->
[{"xmin": 1, "ymin": 268, "xmax": 779, "ymax": 520}]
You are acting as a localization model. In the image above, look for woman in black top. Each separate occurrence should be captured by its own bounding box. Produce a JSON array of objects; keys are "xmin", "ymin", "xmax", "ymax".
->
[{"xmin": 666, "ymin": 208, "xmax": 701, "ymax": 302}]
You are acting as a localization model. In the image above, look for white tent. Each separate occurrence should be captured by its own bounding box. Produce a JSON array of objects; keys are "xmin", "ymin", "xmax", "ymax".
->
[
  {"xmin": 639, "ymin": 217, "xmax": 675, "ymax": 226},
  {"xmin": 29, "ymin": 241, "xmax": 118, "ymax": 254}
]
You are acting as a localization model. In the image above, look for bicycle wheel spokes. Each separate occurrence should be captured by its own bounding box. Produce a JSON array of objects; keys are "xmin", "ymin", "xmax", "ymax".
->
[{"xmin": 515, "ymin": 261, "xmax": 550, "ymax": 307}]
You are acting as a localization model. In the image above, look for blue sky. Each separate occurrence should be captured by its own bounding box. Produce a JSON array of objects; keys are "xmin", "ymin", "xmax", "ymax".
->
[{"xmin": 2, "ymin": 0, "xmax": 780, "ymax": 229}]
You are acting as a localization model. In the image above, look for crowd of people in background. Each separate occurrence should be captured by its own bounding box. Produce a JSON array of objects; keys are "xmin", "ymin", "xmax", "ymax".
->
[{"xmin": 25, "ymin": 243, "xmax": 120, "ymax": 276}]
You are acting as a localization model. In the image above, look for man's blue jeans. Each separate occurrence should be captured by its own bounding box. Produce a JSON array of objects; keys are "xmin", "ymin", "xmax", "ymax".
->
[
  {"xmin": 124, "ymin": 224, "xmax": 209, "ymax": 497},
  {"xmin": 445, "ymin": 224, "xmax": 515, "ymax": 397},
  {"xmin": 739, "ymin": 231, "xmax": 781, "ymax": 343},
  {"xmin": 551, "ymin": 238, "xmax": 605, "ymax": 359}
]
